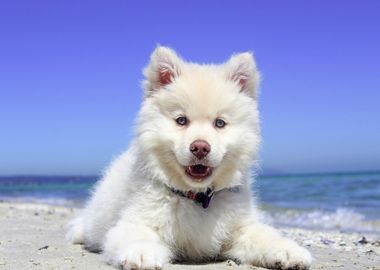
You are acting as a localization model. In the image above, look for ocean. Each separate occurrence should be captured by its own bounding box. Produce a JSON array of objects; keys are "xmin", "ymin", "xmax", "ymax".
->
[{"xmin": 1, "ymin": 171, "xmax": 379, "ymax": 234}]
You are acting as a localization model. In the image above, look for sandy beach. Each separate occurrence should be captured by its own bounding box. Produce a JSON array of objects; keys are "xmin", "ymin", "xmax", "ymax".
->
[{"xmin": 0, "ymin": 202, "xmax": 379, "ymax": 270}]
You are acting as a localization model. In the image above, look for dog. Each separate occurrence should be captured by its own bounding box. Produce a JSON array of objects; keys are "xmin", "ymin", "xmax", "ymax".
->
[{"xmin": 66, "ymin": 46, "xmax": 312, "ymax": 270}]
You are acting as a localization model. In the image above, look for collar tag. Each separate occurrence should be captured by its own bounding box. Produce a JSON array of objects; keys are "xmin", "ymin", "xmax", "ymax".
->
[{"xmin": 199, "ymin": 188, "xmax": 214, "ymax": 208}]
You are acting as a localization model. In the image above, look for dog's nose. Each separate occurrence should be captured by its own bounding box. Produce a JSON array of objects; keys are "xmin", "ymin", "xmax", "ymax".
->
[{"xmin": 190, "ymin": 140, "xmax": 210, "ymax": 159}]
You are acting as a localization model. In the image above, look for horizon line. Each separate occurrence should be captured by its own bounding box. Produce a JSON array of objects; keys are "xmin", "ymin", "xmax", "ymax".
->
[{"xmin": 1, "ymin": 169, "xmax": 379, "ymax": 179}]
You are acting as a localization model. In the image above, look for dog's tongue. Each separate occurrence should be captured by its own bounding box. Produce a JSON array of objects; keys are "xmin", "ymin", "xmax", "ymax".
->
[{"xmin": 186, "ymin": 165, "xmax": 212, "ymax": 181}]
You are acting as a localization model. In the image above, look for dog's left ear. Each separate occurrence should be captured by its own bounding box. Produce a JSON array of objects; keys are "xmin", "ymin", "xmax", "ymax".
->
[
  {"xmin": 226, "ymin": 52, "xmax": 260, "ymax": 98},
  {"xmin": 143, "ymin": 46, "xmax": 183, "ymax": 97}
]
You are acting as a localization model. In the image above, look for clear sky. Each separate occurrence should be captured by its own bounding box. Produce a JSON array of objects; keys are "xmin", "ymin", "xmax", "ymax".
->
[{"xmin": 0, "ymin": 0, "xmax": 379, "ymax": 175}]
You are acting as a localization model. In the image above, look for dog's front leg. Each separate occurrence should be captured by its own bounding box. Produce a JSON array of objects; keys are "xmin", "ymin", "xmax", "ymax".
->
[
  {"xmin": 103, "ymin": 217, "xmax": 172, "ymax": 270},
  {"xmin": 224, "ymin": 222, "xmax": 312, "ymax": 270}
]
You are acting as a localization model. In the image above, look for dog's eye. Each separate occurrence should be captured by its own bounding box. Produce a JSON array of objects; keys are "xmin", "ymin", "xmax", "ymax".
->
[
  {"xmin": 175, "ymin": 116, "xmax": 188, "ymax": 126},
  {"xmin": 215, "ymin": 118, "xmax": 226, "ymax": 128}
]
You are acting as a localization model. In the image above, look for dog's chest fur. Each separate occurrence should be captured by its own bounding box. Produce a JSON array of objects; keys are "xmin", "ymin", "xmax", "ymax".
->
[{"xmin": 133, "ymin": 185, "xmax": 248, "ymax": 260}]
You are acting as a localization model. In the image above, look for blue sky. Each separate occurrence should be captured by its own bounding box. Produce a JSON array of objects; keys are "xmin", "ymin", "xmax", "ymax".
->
[{"xmin": 0, "ymin": 0, "xmax": 379, "ymax": 175}]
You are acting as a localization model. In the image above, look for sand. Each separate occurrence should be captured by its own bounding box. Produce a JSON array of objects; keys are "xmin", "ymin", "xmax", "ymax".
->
[{"xmin": 0, "ymin": 202, "xmax": 379, "ymax": 270}]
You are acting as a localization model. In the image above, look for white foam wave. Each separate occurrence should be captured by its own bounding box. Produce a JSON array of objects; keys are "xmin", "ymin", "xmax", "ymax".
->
[
  {"xmin": 0, "ymin": 196, "xmax": 80, "ymax": 207},
  {"xmin": 262, "ymin": 208, "xmax": 380, "ymax": 234}
]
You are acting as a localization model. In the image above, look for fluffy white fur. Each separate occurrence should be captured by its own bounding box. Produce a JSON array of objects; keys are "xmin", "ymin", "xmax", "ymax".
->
[{"xmin": 66, "ymin": 46, "xmax": 312, "ymax": 270}]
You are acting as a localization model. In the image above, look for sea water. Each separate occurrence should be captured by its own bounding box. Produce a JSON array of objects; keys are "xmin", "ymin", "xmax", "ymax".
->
[{"xmin": 1, "ymin": 171, "xmax": 379, "ymax": 234}]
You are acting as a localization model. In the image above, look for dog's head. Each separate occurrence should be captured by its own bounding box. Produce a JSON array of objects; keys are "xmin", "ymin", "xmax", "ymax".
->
[{"xmin": 137, "ymin": 46, "xmax": 261, "ymax": 191}]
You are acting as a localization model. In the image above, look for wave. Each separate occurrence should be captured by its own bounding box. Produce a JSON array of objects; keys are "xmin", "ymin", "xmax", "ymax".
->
[
  {"xmin": 262, "ymin": 207, "xmax": 380, "ymax": 234},
  {"xmin": 0, "ymin": 195, "xmax": 82, "ymax": 207}
]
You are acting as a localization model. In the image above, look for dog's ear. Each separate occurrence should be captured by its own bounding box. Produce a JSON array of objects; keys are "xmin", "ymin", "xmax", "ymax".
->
[
  {"xmin": 143, "ymin": 46, "xmax": 182, "ymax": 97},
  {"xmin": 226, "ymin": 52, "xmax": 260, "ymax": 98}
]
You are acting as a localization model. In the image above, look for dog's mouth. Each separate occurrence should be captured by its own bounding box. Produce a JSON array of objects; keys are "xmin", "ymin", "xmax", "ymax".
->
[{"xmin": 185, "ymin": 164, "xmax": 212, "ymax": 182}]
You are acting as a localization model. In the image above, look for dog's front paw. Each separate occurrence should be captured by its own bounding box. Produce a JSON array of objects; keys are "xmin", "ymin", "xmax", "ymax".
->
[
  {"xmin": 110, "ymin": 241, "xmax": 171, "ymax": 270},
  {"xmin": 262, "ymin": 239, "xmax": 312, "ymax": 270}
]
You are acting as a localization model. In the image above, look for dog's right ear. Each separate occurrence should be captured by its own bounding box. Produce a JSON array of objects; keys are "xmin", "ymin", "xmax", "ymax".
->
[{"xmin": 143, "ymin": 46, "xmax": 183, "ymax": 97}]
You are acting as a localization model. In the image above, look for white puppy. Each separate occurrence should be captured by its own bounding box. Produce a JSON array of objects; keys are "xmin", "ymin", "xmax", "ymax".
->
[{"xmin": 67, "ymin": 46, "xmax": 312, "ymax": 270}]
